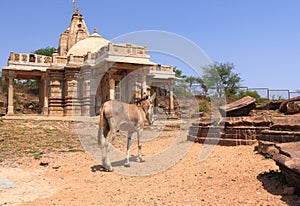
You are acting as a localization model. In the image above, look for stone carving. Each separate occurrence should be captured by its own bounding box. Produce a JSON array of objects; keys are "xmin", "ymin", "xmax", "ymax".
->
[
  {"xmin": 44, "ymin": 56, "xmax": 51, "ymax": 63},
  {"xmin": 22, "ymin": 54, "xmax": 28, "ymax": 62},
  {"xmin": 37, "ymin": 56, "xmax": 43, "ymax": 63},
  {"xmin": 15, "ymin": 54, "xmax": 20, "ymax": 61}
]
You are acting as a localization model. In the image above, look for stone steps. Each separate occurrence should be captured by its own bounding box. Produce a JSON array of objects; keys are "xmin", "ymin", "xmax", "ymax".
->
[
  {"xmin": 189, "ymin": 135, "xmax": 257, "ymax": 146},
  {"xmin": 188, "ymin": 122, "xmax": 268, "ymax": 146},
  {"xmin": 258, "ymin": 130, "xmax": 300, "ymax": 143}
]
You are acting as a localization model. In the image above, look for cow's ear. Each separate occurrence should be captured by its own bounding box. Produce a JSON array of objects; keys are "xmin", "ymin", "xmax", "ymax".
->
[{"xmin": 149, "ymin": 93, "xmax": 156, "ymax": 103}]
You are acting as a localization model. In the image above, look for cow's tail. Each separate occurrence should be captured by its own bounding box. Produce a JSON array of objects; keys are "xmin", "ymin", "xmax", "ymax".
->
[{"xmin": 98, "ymin": 103, "xmax": 108, "ymax": 145}]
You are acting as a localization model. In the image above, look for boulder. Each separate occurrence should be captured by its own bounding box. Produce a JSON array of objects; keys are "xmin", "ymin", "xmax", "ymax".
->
[
  {"xmin": 256, "ymin": 100, "xmax": 283, "ymax": 110},
  {"xmin": 279, "ymin": 96, "xmax": 300, "ymax": 114},
  {"xmin": 272, "ymin": 142, "xmax": 300, "ymax": 187},
  {"xmin": 219, "ymin": 96, "xmax": 256, "ymax": 117}
]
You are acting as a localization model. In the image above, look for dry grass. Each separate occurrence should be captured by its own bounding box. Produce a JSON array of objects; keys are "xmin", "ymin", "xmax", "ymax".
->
[{"xmin": 0, "ymin": 119, "xmax": 83, "ymax": 162}]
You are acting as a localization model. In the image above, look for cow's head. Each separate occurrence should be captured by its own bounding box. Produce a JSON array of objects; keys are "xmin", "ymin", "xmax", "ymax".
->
[{"xmin": 141, "ymin": 93, "xmax": 156, "ymax": 125}]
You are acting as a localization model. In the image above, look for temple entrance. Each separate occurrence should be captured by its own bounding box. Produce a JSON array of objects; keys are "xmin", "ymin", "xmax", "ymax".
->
[
  {"xmin": 12, "ymin": 80, "xmax": 40, "ymax": 114},
  {"xmin": 3, "ymin": 72, "xmax": 48, "ymax": 116}
]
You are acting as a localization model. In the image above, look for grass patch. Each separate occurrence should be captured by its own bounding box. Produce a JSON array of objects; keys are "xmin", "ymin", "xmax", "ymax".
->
[
  {"xmin": 198, "ymin": 101, "xmax": 210, "ymax": 113},
  {"xmin": 0, "ymin": 120, "xmax": 83, "ymax": 161},
  {"xmin": 34, "ymin": 152, "xmax": 45, "ymax": 160},
  {"xmin": 264, "ymin": 153, "xmax": 272, "ymax": 159},
  {"xmin": 60, "ymin": 149, "xmax": 85, "ymax": 153}
]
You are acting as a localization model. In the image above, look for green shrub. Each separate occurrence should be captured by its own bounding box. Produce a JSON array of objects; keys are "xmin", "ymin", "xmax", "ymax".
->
[
  {"xmin": 198, "ymin": 101, "xmax": 209, "ymax": 113},
  {"xmin": 238, "ymin": 90, "xmax": 268, "ymax": 103}
]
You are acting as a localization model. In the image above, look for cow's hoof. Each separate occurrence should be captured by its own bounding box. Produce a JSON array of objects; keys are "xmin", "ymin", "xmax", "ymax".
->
[{"xmin": 124, "ymin": 162, "xmax": 131, "ymax": 167}]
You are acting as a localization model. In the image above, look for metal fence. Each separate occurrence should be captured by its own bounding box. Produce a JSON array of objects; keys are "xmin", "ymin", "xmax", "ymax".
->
[{"xmin": 188, "ymin": 85, "xmax": 300, "ymax": 100}]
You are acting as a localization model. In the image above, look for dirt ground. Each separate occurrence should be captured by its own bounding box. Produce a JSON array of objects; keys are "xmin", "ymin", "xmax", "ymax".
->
[{"xmin": 0, "ymin": 118, "xmax": 299, "ymax": 206}]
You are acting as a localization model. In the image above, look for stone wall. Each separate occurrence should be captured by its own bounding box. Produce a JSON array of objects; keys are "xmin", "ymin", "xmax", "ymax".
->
[{"xmin": 188, "ymin": 116, "xmax": 272, "ymax": 146}]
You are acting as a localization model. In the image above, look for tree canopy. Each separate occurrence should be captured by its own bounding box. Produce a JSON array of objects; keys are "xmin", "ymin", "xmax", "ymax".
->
[
  {"xmin": 32, "ymin": 46, "xmax": 57, "ymax": 56},
  {"xmin": 202, "ymin": 62, "xmax": 242, "ymax": 98}
]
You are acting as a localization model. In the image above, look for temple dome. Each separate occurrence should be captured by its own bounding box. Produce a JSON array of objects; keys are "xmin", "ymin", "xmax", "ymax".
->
[{"xmin": 67, "ymin": 29, "xmax": 110, "ymax": 56}]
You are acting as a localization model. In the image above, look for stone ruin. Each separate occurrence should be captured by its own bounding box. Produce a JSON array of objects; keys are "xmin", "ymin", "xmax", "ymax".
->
[
  {"xmin": 188, "ymin": 96, "xmax": 269, "ymax": 146},
  {"xmin": 188, "ymin": 96, "xmax": 300, "ymax": 188}
]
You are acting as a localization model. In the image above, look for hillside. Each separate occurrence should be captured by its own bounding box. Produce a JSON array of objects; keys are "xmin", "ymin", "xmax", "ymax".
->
[{"xmin": 0, "ymin": 78, "xmax": 39, "ymax": 115}]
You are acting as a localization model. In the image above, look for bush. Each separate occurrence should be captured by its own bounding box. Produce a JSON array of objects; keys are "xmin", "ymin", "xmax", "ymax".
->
[
  {"xmin": 238, "ymin": 90, "xmax": 268, "ymax": 103},
  {"xmin": 198, "ymin": 101, "xmax": 210, "ymax": 113}
]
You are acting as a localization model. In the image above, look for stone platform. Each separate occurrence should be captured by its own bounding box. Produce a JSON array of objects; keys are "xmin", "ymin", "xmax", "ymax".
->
[{"xmin": 188, "ymin": 116, "xmax": 272, "ymax": 146}]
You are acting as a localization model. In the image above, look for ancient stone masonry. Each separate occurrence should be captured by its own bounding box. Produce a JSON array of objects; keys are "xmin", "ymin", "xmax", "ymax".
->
[
  {"xmin": 2, "ymin": 8, "xmax": 177, "ymax": 116},
  {"xmin": 190, "ymin": 95, "xmax": 300, "ymax": 188},
  {"xmin": 258, "ymin": 142, "xmax": 300, "ymax": 188},
  {"xmin": 188, "ymin": 116, "xmax": 272, "ymax": 146},
  {"xmin": 219, "ymin": 96, "xmax": 256, "ymax": 117},
  {"xmin": 279, "ymin": 96, "xmax": 300, "ymax": 114},
  {"xmin": 47, "ymin": 67, "xmax": 64, "ymax": 116},
  {"xmin": 189, "ymin": 95, "xmax": 300, "ymax": 147},
  {"xmin": 258, "ymin": 116, "xmax": 300, "ymax": 145}
]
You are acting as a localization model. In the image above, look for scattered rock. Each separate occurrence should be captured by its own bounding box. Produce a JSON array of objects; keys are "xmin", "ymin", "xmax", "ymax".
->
[
  {"xmin": 52, "ymin": 165, "xmax": 60, "ymax": 169},
  {"xmin": 267, "ymin": 142, "xmax": 300, "ymax": 187},
  {"xmin": 279, "ymin": 96, "xmax": 300, "ymax": 114},
  {"xmin": 39, "ymin": 162, "xmax": 49, "ymax": 166},
  {"xmin": 283, "ymin": 187, "xmax": 295, "ymax": 195}
]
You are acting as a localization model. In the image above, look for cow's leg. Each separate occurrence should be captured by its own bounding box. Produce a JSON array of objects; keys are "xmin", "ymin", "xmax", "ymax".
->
[
  {"xmin": 124, "ymin": 132, "xmax": 133, "ymax": 167},
  {"xmin": 137, "ymin": 130, "xmax": 145, "ymax": 162}
]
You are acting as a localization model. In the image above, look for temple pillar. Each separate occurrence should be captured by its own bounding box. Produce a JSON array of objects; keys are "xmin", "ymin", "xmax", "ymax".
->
[
  {"xmin": 109, "ymin": 77, "xmax": 115, "ymax": 100},
  {"xmin": 48, "ymin": 69, "xmax": 64, "ymax": 117},
  {"xmin": 142, "ymin": 75, "xmax": 147, "ymax": 96},
  {"xmin": 155, "ymin": 87, "xmax": 160, "ymax": 107},
  {"xmin": 42, "ymin": 74, "xmax": 49, "ymax": 116},
  {"xmin": 7, "ymin": 72, "xmax": 15, "ymax": 115},
  {"xmin": 38, "ymin": 79, "xmax": 44, "ymax": 114},
  {"xmin": 169, "ymin": 81, "xmax": 174, "ymax": 115}
]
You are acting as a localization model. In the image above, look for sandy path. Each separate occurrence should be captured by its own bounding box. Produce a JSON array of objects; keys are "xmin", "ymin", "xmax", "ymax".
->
[{"xmin": 1, "ymin": 143, "xmax": 299, "ymax": 206}]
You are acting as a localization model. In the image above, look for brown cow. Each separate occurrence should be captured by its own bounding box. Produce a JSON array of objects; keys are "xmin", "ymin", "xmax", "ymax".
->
[{"xmin": 98, "ymin": 93, "xmax": 156, "ymax": 172}]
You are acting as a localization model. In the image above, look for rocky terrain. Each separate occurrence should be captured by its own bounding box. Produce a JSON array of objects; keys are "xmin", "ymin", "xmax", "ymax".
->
[{"xmin": 0, "ymin": 79, "xmax": 40, "ymax": 116}]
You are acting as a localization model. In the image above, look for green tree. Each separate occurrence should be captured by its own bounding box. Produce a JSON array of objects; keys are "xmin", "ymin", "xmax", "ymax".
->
[
  {"xmin": 195, "ymin": 77, "xmax": 208, "ymax": 97},
  {"xmin": 174, "ymin": 67, "xmax": 186, "ymax": 79},
  {"xmin": 32, "ymin": 46, "xmax": 57, "ymax": 56},
  {"xmin": 202, "ymin": 62, "xmax": 242, "ymax": 98},
  {"xmin": 185, "ymin": 76, "xmax": 196, "ymax": 88}
]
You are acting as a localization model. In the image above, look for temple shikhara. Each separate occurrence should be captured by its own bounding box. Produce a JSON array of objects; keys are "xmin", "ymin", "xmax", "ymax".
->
[{"xmin": 2, "ymin": 8, "xmax": 176, "ymax": 116}]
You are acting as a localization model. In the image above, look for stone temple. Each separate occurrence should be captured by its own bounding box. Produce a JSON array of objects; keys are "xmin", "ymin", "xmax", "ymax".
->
[{"xmin": 2, "ymin": 8, "xmax": 176, "ymax": 116}]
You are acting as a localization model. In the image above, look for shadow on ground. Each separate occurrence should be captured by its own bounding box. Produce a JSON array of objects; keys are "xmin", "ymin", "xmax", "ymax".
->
[{"xmin": 257, "ymin": 170, "xmax": 300, "ymax": 206}]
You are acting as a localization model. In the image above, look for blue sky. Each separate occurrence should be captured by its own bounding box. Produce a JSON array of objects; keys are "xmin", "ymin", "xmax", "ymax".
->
[{"xmin": 0, "ymin": 0, "xmax": 299, "ymax": 90}]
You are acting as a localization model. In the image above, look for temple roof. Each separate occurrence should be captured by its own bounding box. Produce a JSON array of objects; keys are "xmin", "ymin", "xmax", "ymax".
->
[{"xmin": 67, "ymin": 29, "xmax": 110, "ymax": 57}]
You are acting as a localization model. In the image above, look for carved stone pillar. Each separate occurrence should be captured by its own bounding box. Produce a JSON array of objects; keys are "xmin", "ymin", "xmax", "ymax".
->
[
  {"xmin": 42, "ymin": 74, "xmax": 49, "ymax": 116},
  {"xmin": 7, "ymin": 72, "xmax": 16, "ymax": 115},
  {"xmin": 64, "ymin": 67, "xmax": 81, "ymax": 116},
  {"xmin": 142, "ymin": 75, "xmax": 147, "ymax": 96},
  {"xmin": 169, "ymin": 81, "xmax": 174, "ymax": 115},
  {"xmin": 109, "ymin": 77, "xmax": 115, "ymax": 100},
  {"xmin": 38, "ymin": 79, "xmax": 44, "ymax": 114},
  {"xmin": 48, "ymin": 69, "xmax": 64, "ymax": 116}
]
